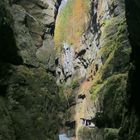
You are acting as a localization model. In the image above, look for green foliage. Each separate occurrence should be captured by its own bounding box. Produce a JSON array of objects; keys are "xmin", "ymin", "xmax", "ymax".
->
[
  {"xmin": 77, "ymin": 126, "xmax": 104, "ymax": 140},
  {"xmin": 99, "ymin": 16, "xmax": 128, "ymax": 63},
  {"xmin": 71, "ymin": 80, "xmax": 79, "ymax": 89},
  {"xmin": 88, "ymin": 14, "xmax": 131, "ymax": 138},
  {"xmin": 91, "ymin": 73, "xmax": 128, "ymax": 128},
  {"xmin": 104, "ymin": 128, "xmax": 119, "ymax": 140},
  {"xmin": 90, "ymin": 84, "xmax": 103, "ymax": 100},
  {"xmin": 77, "ymin": 127, "xmax": 119, "ymax": 140},
  {"xmin": 0, "ymin": 65, "xmax": 67, "ymax": 140},
  {"xmin": 77, "ymin": 126, "xmax": 94, "ymax": 139},
  {"xmin": 95, "ymin": 15, "xmax": 131, "ymax": 84}
]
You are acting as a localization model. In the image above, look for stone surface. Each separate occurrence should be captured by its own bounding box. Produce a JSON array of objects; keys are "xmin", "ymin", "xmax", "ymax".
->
[
  {"xmin": 0, "ymin": 0, "xmax": 66, "ymax": 140},
  {"xmin": 54, "ymin": 0, "xmax": 131, "ymax": 139},
  {"xmin": 0, "ymin": 0, "xmax": 140, "ymax": 139}
]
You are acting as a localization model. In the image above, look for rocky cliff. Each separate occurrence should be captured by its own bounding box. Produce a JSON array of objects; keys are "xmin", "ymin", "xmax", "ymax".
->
[
  {"xmin": 0, "ymin": 0, "xmax": 140, "ymax": 140},
  {"xmin": 119, "ymin": 0, "xmax": 140, "ymax": 139},
  {"xmin": 54, "ymin": 0, "xmax": 131, "ymax": 139},
  {"xmin": 0, "ymin": 0, "xmax": 67, "ymax": 139}
]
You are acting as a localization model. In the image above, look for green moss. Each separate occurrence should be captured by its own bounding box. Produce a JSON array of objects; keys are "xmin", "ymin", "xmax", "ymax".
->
[
  {"xmin": 77, "ymin": 126, "xmax": 119, "ymax": 140},
  {"xmin": 99, "ymin": 16, "xmax": 127, "ymax": 63},
  {"xmin": 90, "ymin": 84, "xmax": 103, "ymax": 100},
  {"xmin": 91, "ymin": 73, "xmax": 128, "ymax": 128},
  {"xmin": 0, "ymin": 65, "xmax": 67, "ymax": 140},
  {"xmin": 77, "ymin": 126, "xmax": 104, "ymax": 140},
  {"xmin": 104, "ymin": 128, "xmax": 119, "ymax": 140},
  {"xmin": 91, "ymin": 73, "xmax": 127, "ymax": 98},
  {"xmin": 77, "ymin": 126, "xmax": 95, "ymax": 139},
  {"xmin": 96, "ymin": 15, "xmax": 131, "ymax": 83},
  {"xmin": 71, "ymin": 80, "xmax": 79, "ymax": 89},
  {"xmin": 90, "ymin": 15, "xmax": 131, "ymax": 128}
]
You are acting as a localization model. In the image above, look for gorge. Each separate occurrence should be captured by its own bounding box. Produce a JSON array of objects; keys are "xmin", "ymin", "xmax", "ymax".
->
[{"xmin": 0, "ymin": 0, "xmax": 140, "ymax": 140}]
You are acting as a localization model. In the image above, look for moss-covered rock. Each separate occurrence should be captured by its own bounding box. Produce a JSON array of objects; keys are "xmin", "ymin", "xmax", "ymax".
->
[
  {"xmin": 77, "ymin": 126, "xmax": 104, "ymax": 140},
  {"xmin": 104, "ymin": 128, "xmax": 119, "ymax": 140},
  {"xmin": 96, "ymin": 15, "xmax": 131, "ymax": 82},
  {"xmin": 88, "ymin": 2, "xmax": 131, "ymax": 138},
  {"xmin": 77, "ymin": 127, "xmax": 119, "ymax": 140},
  {"xmin": 118, "ymin": 0, "xmax": 140, "ymax": 139},
  {"xmin": 91, "ymin": 74, "xmax": 128, "ymax": 128},
  {"xmin": 0, "ymin": 64, "xmax": 67, "ymax": 140},
  {"xmin": 0, "ymin": 1, "xmax": 67, "ymax": 139},
  {"xmin": 0, "ymin": 0, "xmax": 23, "ymax": 65}
]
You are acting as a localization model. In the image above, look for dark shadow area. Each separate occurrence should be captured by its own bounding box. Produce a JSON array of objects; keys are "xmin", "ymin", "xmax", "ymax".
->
[
  {"xmin": 125, "ymin": 0, "xmax": 140, "ymax": 116},
  {"xmin": 0, "ymin": 24, "xmax": 23, "ymax": 65},
  {"xmin": 0, "ymin": 1, "xmax": 22, "ymax": 96},
  {"xmin": 0, "ymin": 62, "xmax": 12, "ymax": 96},
  {"xmin": 119, "ymin": 1, "xmax": 140, "ymax": 139}
]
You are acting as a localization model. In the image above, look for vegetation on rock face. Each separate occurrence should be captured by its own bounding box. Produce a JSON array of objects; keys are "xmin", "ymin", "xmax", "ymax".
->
[
  {"xmin": 77, "ymin": 127, "xmax": 119, "ymax": 140},
  {"xmin": 54, "ymin": 0, "xmax": 91, "ymax": 50},
  {"xmin": 90, "ymin": 14, "xmax": 131, "ymax": 104},
  {"xmin": 95, "ymin": 15, "xmax": 131, "ymax": 83},
  {"xmin": 118, "ymin": 0, "xmax": 140, "ymax": 139},
  {"xmin": 1, "ymin": 0, "xmax": 140, "ymax": 139},
  {"xmin": 0, "ymin": 0, "xmax": 23, "ymax": 65},
  {"xmin": 104, "ymin": 128, "xmax": 119, "ymax": 140},
  {"xmin": 82, "ymin": 2, "xmax": 131, "ymax": 139},
  {"xmin": 77, "ymin": 126, "xmax": 96, "ymax": 140},
  {"xmin": 0, "ymin": 1, "xmax": 67, "ymax": 139},
  {"xmin": 0, "ymin": 65, "xmax": 67, "ymax": 140},
  {"xmin": 92, "ymin": 74, "xmax": 128, "ymax": 128}
]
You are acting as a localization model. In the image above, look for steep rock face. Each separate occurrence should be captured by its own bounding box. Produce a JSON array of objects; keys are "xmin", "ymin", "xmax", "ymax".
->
[
  {"xmin": 0, "ymin": 0, "xmax": 66, "ymax": 139},
  {"xmin": 119, "ymin": 0, "xmax": 140, "ymax": 139},
  {"xmin": 11, "ymin": 4, "xmax": 38, "ymax": 66},
  {"xmin": 54, "ymin": 0, "xmax": 131, "ymax": 139},
  {"xmin": 76, "ymin": 0, "xmax": 131, "ymax": 138},
  {"xmin": 0, "ymin": 0, "xmax": 139, "ymax": 140},
  {"xmin": 11, "ymin": 0, "xmax": 62, "ymax": 70},
  {"xmin": 54, "ymin": 0, "xmax": 92, "ymax": 84}
]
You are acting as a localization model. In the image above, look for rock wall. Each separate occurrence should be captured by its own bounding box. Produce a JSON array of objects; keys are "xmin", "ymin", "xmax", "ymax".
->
[
  {"xmin": 76, "ymin": 0, "xmax": 131, "ymax": 138},
  {"xmin": 119, "ymin": 0, "xmax": 140, "ymax": 139},
  {"xmin": 10, "ymin": 0, "xmax": 63, "ymax": 70},
  {"xmin": 0, "ymin": 0, "xmax": 66, "ymax": 140},
  {"xmin": 54, "ymin": 0, "xmax": 132, "ymax": 139},
  {"xmin": 0, "ymin": 0, "xmax": 140, "ymax": 139}
]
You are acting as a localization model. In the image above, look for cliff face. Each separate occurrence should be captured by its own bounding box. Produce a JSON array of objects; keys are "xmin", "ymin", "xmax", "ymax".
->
[
  {"xmin": 0, "ymin": 0, "xmax": 140, "ymax": 140},
  {"xmin": 54, "ymin": 0, "xmax": 131, "ymax": 139},
  {"xmin": 0, "ymin": 0, "xmax": 67, "ymax": 139},
  {"xmin": 11, "ymin": 0, "xmax": 60, "ymax": 70},
  {"xmin": 119, "ymin": 0, "xmax": 140, "ymax": 139}
]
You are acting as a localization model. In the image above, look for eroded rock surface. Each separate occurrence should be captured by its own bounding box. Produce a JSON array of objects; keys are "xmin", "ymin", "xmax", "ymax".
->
[
  {"xmin": 0, "ymin": 0, "xmax": 140, "ymax": 139},
  {"xmin": 0, "ymin": 0, "xmax": 66, "ymax": 140},
  {"xmin": 54, "ymin": 0, "xmax": 131, "ymax": 139}
]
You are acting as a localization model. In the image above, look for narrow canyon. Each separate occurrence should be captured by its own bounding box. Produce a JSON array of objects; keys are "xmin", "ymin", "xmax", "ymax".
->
[{"xmin": 0, "ymin": 0, "xmax": 140, "ymax": 140}]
